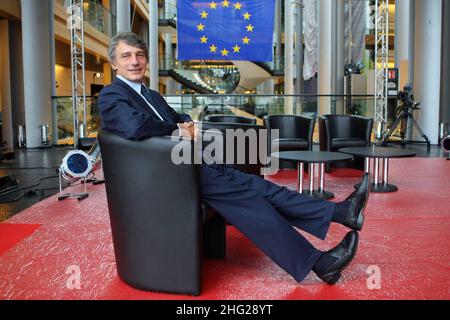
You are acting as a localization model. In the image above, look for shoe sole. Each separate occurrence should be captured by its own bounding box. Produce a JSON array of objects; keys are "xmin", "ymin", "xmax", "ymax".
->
[
  {"xmin": 355, "ymin": 211, "xmax": 365, "ymax": 231},
  {"xmin": 356, "ymin": 174, "xmax": 370, "ymax": 231},
  {"xmin": 325, "ymin": 273, "xmax": 341, "ymax": 285},
  {"xmin": 321, "ymin": 232, "xmax": 359, "ymax": 285}
]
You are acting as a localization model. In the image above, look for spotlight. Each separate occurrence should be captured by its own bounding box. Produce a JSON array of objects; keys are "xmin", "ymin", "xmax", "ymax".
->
[
  {"xmin": 58, "ymin": 141, "xmax": 102, "ymax": 201},
  {"xmin": 442, "ymin": 136, "xmax": 450, "ymax": 160},
  {"xmin": 60, "ymin": 150, "xmax": 93, "ymax": 182},
  {"xmin": 344, "ymin": 61, "xmax": 365, "ymax": 76}
]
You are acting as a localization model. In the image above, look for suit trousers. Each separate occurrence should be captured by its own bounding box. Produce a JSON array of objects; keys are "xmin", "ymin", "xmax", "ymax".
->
[{"xmin": 199, "ymin": 164, "xmax": 335, "ymax": 282}]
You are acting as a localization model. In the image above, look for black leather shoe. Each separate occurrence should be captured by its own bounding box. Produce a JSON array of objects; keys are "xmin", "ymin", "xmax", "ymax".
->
[
  {"xmin": 342, "ymin": 173, "xmax": 370, "ymax": 231},
  {"xmin": 313, "ymin": 230, "xmax": 359, "ymax": 284}
]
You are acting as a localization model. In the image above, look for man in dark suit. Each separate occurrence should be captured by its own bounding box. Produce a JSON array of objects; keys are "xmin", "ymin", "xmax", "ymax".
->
[{"xmin": 99, "ymin": 32, "xmax": 369, "ymax": 285}]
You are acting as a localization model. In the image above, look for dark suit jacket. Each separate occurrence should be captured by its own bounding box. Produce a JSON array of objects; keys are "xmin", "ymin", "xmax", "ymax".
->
[{"xmin": 98, "ymin": 78, "xmax": 191, "ymax": 140}]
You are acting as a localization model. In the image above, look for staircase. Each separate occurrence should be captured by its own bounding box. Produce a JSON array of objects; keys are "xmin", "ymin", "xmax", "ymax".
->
[
  {"xmin": 168, "ymin": 61, "xmax": 241, "ymax": 94},
  {"xmin": 169, "ymin": 69, "xmax": 217, "ymax": 94}
]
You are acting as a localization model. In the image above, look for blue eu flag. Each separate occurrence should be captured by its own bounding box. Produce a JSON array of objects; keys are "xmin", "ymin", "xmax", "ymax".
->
[{"xmin": 177, "ymin": 0, "xmax": 275, "ymax": 62}]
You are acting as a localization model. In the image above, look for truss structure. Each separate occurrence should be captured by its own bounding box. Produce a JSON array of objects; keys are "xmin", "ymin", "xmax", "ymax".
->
[
  {"xmin": 69, "ymin": 0, "xmax": 87, "ymax": 148},
  {"xmin": 374, "ymin": 0, "xmax": 389, "ymax": 139}
]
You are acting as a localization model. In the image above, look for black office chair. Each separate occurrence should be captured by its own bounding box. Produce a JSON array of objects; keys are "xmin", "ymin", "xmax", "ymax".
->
[
  {"xmin": 319, "ymin": 114, "xmax": 373, "ymax": 172},
  {"xmin": 204, "ymin": 115, "xmax": 257, "ymax": 124},
  {"xmin": 98, "ymin": 130, "xmax": 226, "ymax": 295},
  {"xmin": 263, "ymin": 115, "xmax": 315, "ymax": 169}
]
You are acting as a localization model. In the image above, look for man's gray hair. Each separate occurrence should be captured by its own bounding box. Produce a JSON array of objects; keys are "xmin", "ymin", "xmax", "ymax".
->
[{"xmin": 108, "ymin": 32, "xmax": 148, "ymax": 63}]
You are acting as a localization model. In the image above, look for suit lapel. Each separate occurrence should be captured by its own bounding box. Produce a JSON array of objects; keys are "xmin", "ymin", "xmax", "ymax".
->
[
  {"xmin": 142, "ymin": 87, "xmax": 173, "ymax": 122},
  {"xmin": 114, "ymin": 78, "xmax": 171, "ymax": 121}
]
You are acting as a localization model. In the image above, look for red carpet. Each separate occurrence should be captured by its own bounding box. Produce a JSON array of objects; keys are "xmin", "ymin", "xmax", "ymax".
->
[
  {"xmin": 0, "ymin": 223, "xmax": 41, "ymax": 255},
  {"xmin": 0, "ymin": 158, "xmax": 449, "ymax": 299}
]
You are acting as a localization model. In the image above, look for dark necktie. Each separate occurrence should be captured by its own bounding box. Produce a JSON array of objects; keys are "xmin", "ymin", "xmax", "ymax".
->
[{"xmin": 140, "ymin": 85, "xmax": 166, "ymax": 121}]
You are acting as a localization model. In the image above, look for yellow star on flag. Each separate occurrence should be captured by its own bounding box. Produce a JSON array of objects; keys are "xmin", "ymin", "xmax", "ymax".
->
[
  {"xmin": 246, "ymin": 24, "xmax": 254, "ymax": 32},
  {"xmin": 233, "ymin": 45, "xmax": 241, "ymax": 53},
  {"xmin": 243, "ymin": 12, "xmax": 251, "ymax": 20},
  {"xmin": 221, "ymin": 0, "xmax": 230, "ymax": 7},
  {"xmin": 234, "ymin": 2, "xmax": 242, "ymax": 10},
  {"xmin": 221, "ymin": 48, "xmax": 229, "ymax": 56},
  {"xmin": 209, "ymin": 1, "xmax": 218, "ymax": 9},
  {"xmin": 209, "ymin": 44, "xmax": 217, "ymax": 52},
  {"xmin": 197, "ymin": 23, "xmax": 205, "ymax": 31},
  {"xmin": 200, "ymin": 35, "xmax": 208, "ymax": 43},
  {"xmin": 200, "ymin": 10, "xmax": 208, "ymax": 19},
  {"xmin": 242, "ymin": 36, "xmax": 250, "ymax": 44}
]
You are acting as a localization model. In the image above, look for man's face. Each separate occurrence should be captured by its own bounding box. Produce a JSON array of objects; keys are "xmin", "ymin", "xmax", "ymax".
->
[{"xmin": 111, "ymin": 41, "xmax": 147, "ymax": 82}]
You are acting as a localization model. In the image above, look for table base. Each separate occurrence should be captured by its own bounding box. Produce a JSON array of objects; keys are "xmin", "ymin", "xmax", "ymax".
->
[
  {"xmin": 301, "ymin": 189, "xmax": 335, "ymax": 199},
  {"xmin": 355, "ymin": 182, "xmax": 398, "ymax": 193}
]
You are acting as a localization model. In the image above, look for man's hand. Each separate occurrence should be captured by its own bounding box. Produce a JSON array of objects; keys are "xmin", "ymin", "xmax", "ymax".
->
[{"xmin": 177, "ymin": 121, "xmax": 199, "ymax": 140}]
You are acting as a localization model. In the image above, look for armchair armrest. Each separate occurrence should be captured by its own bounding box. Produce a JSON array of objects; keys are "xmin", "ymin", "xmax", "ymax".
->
[
  {"xmin": 297, "ymin": 115, "xmax": 315, "ymax": 149},
  {"xmin": 98, "ymin": 130, "xmax": 202, "ymax": 295},
  {"xmin": 350, "ymin": 115, "xmax": 374, "ymax": 142},
  {"xmin": 319, "ymin": 116, "xmax": 332, "ymax": 151}
]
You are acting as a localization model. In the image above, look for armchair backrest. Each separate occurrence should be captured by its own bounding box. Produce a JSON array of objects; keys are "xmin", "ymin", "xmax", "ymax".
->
[
  {"xmin": 98, "ymin": 130, "xmax": 202, "ymax": 294},
  {"xmin": 320, "ymin": 114, "xmax": 373, "ymax": 140},
  {"xmin": 263, "ymin": 114, "xmax": 315, "ymax": 148},
  {"xmin": 204, "ymin": 115, "xmax": 257, "ymax": 124}
]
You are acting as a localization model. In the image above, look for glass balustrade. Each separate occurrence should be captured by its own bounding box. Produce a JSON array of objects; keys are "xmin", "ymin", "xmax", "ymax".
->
[
  {"xmin": 52, "ymin": 94, "xmax": 374, "ymax": 145},
  {"xmin": 164, "ymin": 95, "xmax": 374, "ymax": 121},
  {"xmin": 158, "ymin": 2, "xmax": 177, "ymax": 21},
  {"xmin": 53, "ymin": 96, "xmax": 100, "ymax": 145}
]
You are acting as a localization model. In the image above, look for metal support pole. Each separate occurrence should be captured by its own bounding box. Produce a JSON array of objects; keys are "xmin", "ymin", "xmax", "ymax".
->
[
  {"xmin": 319, "ymin": 163, "xmax": 325, "ymax": 191},
  {"xmin": 298, "ymin": 162, "xmax": 304, "ymax": 193},
  {"xmin": 309, "ymin": 163, "xmax": 315, "ymax": 194},
  {"xmin": 364, "ymin": 157, "xmax": 370, "ymax": 173},
  {"xmin": 149, "ymin": 0, "xmax": 159, "ymax": 90},
  {"xmin": 59, "ymin": 168, "xmax": 63, "ymax": 193},
  {"xmin": 374, "ymin": 0, "xmax": 389, "ymax": 140},
  {"xmin": 374, "ymin": 157, "xmax": 379, "ymax": 185},
  {"xmin": 383, "ymin": 157, "xmax": 389, "ymax": 184},
  {"xmin": 69, "ymin": 0, "xmax": 86, "ymax": 147}
]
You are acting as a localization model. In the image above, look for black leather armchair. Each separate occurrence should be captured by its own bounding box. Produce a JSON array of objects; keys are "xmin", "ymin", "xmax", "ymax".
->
[
  {"xmin": 319, "ymin": 114, "xmax": 373, "ymax": 171},
  {"xmin": 263, "ymin": 115, "xmax": 315, "ymax": 169},
  {"xmin": 204, "ymin": 115, "xmax": 257, "ymax": 124},
  {"xmin": 200, "ymin": 122, "xmax": 267, "ymax": 176},
  {"xmin": 98, "ymin": 130, "xmax": 225, "ymax": 295}
]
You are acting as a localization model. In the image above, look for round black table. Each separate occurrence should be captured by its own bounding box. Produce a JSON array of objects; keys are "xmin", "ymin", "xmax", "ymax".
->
[
  {"xmin": 339, "ymin": 146, "xmax": 416, "ymax": 193},
  {"xmin": 273, "ymin": 151, "xmax": 353, "ymax": 199}
]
